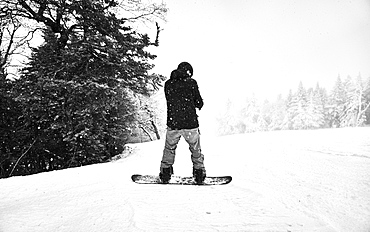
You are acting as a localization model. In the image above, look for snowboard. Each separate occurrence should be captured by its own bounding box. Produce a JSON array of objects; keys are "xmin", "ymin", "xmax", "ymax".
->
[{"xmin": 131, "ymin": 174, "xmax": 232, "ymax": 185}]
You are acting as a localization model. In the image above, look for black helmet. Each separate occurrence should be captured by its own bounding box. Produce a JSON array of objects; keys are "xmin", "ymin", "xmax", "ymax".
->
[{"xmin": 177, "ymin": 62, "xmax": 193, "ymax": 78}]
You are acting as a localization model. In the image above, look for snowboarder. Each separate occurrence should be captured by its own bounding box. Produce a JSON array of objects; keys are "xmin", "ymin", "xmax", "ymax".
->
[{"xmin": 159, "ymin": 62, "xmax": 206, "ymax": 184}]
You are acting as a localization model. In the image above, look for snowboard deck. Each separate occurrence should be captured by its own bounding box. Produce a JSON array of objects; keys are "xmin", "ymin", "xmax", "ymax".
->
[{"xmin": 131, "ymin": 174, "xmax": 232, "ymax": 185}]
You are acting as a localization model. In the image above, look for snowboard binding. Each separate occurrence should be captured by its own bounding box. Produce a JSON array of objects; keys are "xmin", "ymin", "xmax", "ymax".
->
[{"xmin": 159, "ymin": 166, "xmax": 174, "ymax": 184}]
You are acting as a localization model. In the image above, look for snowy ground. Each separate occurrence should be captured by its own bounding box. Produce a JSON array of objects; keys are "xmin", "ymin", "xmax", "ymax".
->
[{"xmin": 1, "ymin": 127, "xmax": 370, "ymax": 232}]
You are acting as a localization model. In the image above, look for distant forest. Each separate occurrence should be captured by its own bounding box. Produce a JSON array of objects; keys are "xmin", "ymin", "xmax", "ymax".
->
[{"xmin": 217, "ymin": 74, "xmax": 370, "ymax": 136}]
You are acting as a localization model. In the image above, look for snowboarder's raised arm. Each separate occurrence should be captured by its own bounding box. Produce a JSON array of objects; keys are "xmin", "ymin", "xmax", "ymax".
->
[{"xmin": 189, "ymin": 78, "xmax": 203, "ymax": 110}]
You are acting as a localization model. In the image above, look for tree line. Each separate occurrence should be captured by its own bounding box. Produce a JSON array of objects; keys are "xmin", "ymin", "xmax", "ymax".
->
[
  {"xmin": 0, "ymin": 0, "xmax": 167, "ymax": 178},
  {"xmin": 217, "ymin": 75, "xmax": 370, "ymax": 136}
]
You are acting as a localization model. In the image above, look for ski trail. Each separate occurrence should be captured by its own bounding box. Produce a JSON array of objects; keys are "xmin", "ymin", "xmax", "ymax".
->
[
  {"xmin": 0, "ymin": 128, "xmax": 369, "ymax": 232},
  {"xmin": 0, "ymin": 163, "xmax": 137, "ymax": 232}
]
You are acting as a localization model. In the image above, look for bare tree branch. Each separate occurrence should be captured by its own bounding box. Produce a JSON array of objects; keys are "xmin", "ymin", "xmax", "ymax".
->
[
  {"xmin": 9, "ymin": 139, "xmax": 36, "ymax": 177},
  {"xmin": 2, "ymin": 24, "xmax": 17, "ymax": 67},
  {"xmin": 0, "ymin": 12, "xmax": 23, "ymax": 73},
  {"xmin": 153, "ymin": 21, "xmax": 162, "ymax": 46},
  {"xmin": 123, "ymin": 6, "xmax": 162, "ymax": 22}
]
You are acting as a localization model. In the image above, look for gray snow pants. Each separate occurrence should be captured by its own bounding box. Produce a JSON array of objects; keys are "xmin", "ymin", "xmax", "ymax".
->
[{"xmin": 160, "ymin": 127, "xmax": 205, "ymax": 173}]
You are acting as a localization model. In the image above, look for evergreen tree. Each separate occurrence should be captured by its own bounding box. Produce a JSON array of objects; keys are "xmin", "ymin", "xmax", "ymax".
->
[
  {"xmin": 240, "ymin": 95, "xmax": 259, "ymax": 133},
  {"xmin": 2, "ymin": 0, "xmax": 167, "ymax": 177},
  {"xmin": 257, "ymin": 99, "xmax": 270, "ymax": 131},
  {"xmin": 290, "ymin": 82, "xmax": 310, "ymax": 129},
  {"xmin": 10, "ymin": 30, "xmax": 140, "ymax": 175},
  {"xmin": 328, "ymin": 75, "xmax": 346, "ymax": 127},
  {"xmin": 311, "ymin": 83, "xmax": 325, "ymax": 128},
  {"xmin": 281, "ymin": 89, "xmax": 294, "ymax": 130},
  {"xmin": 0, "ymin": 78, "xmax": 24, "ymax": 177},
  {"xmin": 268, "ymin": 94, "xmax": 287, "ymax": 130},
  {"xmin": 364, "ymin": 76, "xmax": 370, "ymax": 125},
  {"xmin": 216, "ymin": 99, "xmax": 236, "ymax": 136},
  {"xmin": 305, "ymin": 87, "xmax": 324, "ymax": 129}
]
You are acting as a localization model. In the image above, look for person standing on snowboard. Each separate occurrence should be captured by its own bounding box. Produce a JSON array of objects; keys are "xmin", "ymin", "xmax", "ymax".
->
[{"xmin": 159, "ymin": 62, "xmax": 206, "ymax": 184}]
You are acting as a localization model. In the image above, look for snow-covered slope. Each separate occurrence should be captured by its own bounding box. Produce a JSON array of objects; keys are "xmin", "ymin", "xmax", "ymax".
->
[{"xmin": 1, "ymin": 128, "xmax": 370, "ymax": 232}]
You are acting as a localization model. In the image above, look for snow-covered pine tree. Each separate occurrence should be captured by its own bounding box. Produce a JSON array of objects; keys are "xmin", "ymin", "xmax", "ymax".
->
[
  {"xmin": 328, "ymin": 75, "xmax": 346, "ymax": 127},
  {"xmin": 268, "ymin": 94, "xmax": 287, "ymax": 131},
  {"xmin": 216, "ymin": 99, "xmax": 237, "ymax": 136},
  {"xmin": 281, "ymin": 89, "xmax": 294, "ymax": 130},
  {"xmin": 305, "ymin": 87, "xmax": 324, "ymax": 129},
  {"xmin": 4, "ymin": 0, "xmax": 167, "ymax": 177},
  {"xmin": 290, "ymin": 82, "xmax": 310, "ymax": 130},
  {"xmin": 311, "ymin": 83, "xmax": 326, "ymax": 128},
  {"xmin": 364, "ymin": 76, "xmax": 370, "ymax": 125},
  {"xmin": 241, "ymin": 95, "xmax": 260, "ymax": 133},
  {"xmin": 256, "ymin": 101, "xmax": 270, "ymax": 132}
]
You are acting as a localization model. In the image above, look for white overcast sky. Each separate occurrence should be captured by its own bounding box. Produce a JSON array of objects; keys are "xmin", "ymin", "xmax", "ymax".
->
[{"xmin": 150, "ymin": 0, "xmax": 370, "ymax": 101}]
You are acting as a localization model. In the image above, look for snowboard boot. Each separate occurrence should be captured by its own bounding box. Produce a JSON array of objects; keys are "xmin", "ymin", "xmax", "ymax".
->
[
  {"xmin": 193, "ymin": 168, "xmax": 206, "ymax": 184},
  {"xmin": 159, "ymin": 166, "xmax": 173, "ymax": 184}
]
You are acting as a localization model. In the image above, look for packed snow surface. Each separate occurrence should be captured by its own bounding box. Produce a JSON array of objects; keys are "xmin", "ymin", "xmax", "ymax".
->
[{"xmin": 1, "ymin": 128, "xmax": 370, "ymax": 232}]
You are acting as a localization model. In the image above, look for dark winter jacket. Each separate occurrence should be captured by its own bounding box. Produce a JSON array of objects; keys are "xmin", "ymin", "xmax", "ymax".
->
[{"xmin": 165, "ymin": 70, "xmax": 203, "ymax": 130}]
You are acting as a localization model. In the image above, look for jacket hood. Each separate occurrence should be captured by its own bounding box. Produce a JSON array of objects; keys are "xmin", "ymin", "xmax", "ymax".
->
[{"xmin": 170, "ymin": 69, "xmax": 188, "ymax": 80}]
